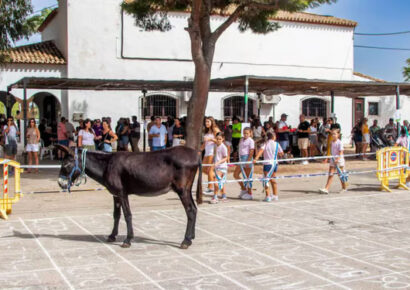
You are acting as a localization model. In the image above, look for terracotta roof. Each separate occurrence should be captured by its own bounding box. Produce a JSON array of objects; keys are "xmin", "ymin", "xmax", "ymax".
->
[
  {"xmin": 353, "ymin": 72, "xmax": 386, "ymax": 83},
  {"xmin": 270, "ymin": 11, "xmax": 357, "ymax": 27},
  {"xmin": 2, "ymin": 41, "xmax": 66, "ymax": 65}
]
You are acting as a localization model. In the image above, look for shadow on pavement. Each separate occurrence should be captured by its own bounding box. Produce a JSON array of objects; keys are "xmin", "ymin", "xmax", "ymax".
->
[{"xmin": 6, "ymin": 231, "xmax": 180, "ymax": 248}]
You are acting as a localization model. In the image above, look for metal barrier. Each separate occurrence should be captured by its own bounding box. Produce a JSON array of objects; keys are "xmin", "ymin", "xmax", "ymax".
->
[
  {"xmin": 0, "ymin": 159, "xmax": 23, "ymax": 220},
  {"xmin": 376, "ymin": 147, "xmax": 409, "ymax": 192}
]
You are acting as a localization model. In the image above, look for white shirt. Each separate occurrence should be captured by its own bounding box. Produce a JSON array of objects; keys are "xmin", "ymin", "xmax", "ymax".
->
[
  {"xmin": 239, "ymin": 137, "xmax": 255, "ymax": 156},
  {"xmin": 149, "ymin": 125, "xmax": 167, "ymax": 147},
  {"xmin": 214, "ymin": 143, "xmax": 228, "ymax": 170},
  {"xmin": 261, "ymin": 140, "xmax": 283, "ymax": 165},
  {"xmin": 79, "ymin": 129, "xmax": 95, "ymax": 146},
  {"xmin": 3, "ymin": 125, "xmax": 18, "ymax": 143}
]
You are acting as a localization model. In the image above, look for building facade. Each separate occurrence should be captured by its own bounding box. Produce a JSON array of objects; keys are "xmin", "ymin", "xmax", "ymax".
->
[{"xmin": 1, "ymin": 0, "xmax": 407, "ymax": 143}]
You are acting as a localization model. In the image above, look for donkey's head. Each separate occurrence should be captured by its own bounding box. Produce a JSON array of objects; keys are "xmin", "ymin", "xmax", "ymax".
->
[{"xmin": 55, "ymin": 145, "xmax": 84, "ymax": 191}]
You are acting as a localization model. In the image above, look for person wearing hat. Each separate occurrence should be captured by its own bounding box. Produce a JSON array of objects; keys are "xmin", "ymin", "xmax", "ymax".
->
[{"xmin": 277, "ymin": 113, "xmax": 291, "ymax": 151}]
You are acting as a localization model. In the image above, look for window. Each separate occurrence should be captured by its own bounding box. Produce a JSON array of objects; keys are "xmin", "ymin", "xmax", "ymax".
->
[
  {"xmin": 368, "ymin": 102, "xmax": 379, "ymax": 115},
  {"xmin": 143, "ymin": 94, "xmax": 177, "ymax": 118},
  {"xmin": 302, "ymin": 98, "xmax": 327, "ymax": 118},
  {"xmin": 223, "ymin": 96, "xmax": 254, "ymax": 120}
]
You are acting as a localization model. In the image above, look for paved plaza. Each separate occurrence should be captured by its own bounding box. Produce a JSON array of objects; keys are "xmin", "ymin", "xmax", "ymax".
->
[{"xmin": 1, "ymin": 166, "xmax": 410, "ymax": 289}]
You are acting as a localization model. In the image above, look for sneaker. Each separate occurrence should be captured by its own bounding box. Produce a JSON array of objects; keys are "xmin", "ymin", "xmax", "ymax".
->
[
  {"xmin": 238, "ymin": 189, "xmax": 247, "ymax": 198},
  {"xmin": 221, "ymin": 194, "xmax": 228, "ymax": 202},
  {"xmin": 263, "ymin": 196, "xmax": 272, "ymax": 202},
  {"xmin": 210, "ymin": 196, "xmax": 219, "ymax": 204},
  {"xmin": 338, "ymin": 189, "xmax": 347, "ymax": 194},
  {"xmin": 319, "ymin": 188, "xmax": 329, "ymax": 195},
  {"xmin": 271, "ymin": 195, "xmax": 279, "ymax": 201},
  {"xmin": 406, "ymin": 182, "xmax": 410, "ymax": 188},
  {"xmin": 302, "ymin": 160, "xmax": 309, "ymax": 165},
  {"xmin": 241, "ymin": 193, "xmax": 253, "ymax": 200},
  {"xmin": 204, "ymin": 188, "xmax": 214, "ymax": 196}
]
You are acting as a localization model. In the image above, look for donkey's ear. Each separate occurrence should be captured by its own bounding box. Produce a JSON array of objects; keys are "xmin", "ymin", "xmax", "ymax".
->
[{"xmin": 55, "ymin": 144, "xmax": 75, "ymax": 156}]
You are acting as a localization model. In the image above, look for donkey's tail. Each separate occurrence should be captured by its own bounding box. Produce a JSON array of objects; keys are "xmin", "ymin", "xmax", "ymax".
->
[{"xmin": 196, "ymin": 155, "xmax": 203, "ymax": 204}]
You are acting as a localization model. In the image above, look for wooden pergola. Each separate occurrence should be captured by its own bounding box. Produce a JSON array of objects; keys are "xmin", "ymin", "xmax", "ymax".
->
[{"xmin": 8, "ymin": 75, "xmax": 410, "ymax": 148}]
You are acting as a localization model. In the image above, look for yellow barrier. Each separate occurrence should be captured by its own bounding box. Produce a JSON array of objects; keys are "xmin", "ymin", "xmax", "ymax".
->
[
  {"xmin": 0, "ymin": 159, "xmax": 23, "ymax": 220},
  {"xmin": 376, "ymin": 147, "xmax": 409, "ymax": 192}
]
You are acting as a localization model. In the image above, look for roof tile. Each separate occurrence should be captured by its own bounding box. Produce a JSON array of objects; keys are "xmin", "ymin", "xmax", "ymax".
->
[{"xmin": 2, "ymin": 41, "xmax": 66, "ymax": 65}]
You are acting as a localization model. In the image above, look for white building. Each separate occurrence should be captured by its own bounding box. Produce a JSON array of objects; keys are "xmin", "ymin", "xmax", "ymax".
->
[{"xmin": 1, "ymin": 0, "xmax": 408, "ymax": 143}]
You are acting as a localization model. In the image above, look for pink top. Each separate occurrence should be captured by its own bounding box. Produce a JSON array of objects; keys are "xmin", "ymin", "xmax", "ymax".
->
[
  {"xmin": 214, "ymin": 143, "xmax": 228, "ymax": 170},
  {"xmin": 261, "ymin": 140, "xmax": 283, "ymax": 165},
  {"xmin": 396, "ymin": 136, "xmax": 409, "ymax": 149},
  {"xmin": 57, "ymin": 122, "xmax": 67, "ymax": 140},
  {"xmin": 331, "ymin": 139, "xmax": 344, "ymax": 162},
  {"xmin": 239, "ymin": 137, "xmax": 255, "ymax": 157}
]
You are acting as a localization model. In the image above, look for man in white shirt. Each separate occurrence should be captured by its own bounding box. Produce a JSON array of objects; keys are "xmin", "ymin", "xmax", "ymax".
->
[{"xmin": 148, "ymin": 117, "xmax": 167, "ymax": 151}]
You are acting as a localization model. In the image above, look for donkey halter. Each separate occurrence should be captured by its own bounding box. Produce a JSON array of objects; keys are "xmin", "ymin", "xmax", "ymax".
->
[{"xmin": 60, "ymin": 148, "xmax": 88, "ymax": 192}]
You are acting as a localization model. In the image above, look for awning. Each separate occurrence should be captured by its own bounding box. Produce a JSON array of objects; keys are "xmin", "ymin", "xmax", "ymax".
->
[{"xmin": 7, "ymin": 75, "xmax": 410, "ymax": 97}]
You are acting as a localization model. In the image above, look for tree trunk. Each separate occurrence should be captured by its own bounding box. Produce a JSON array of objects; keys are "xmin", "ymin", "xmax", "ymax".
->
[{"xmin": 185, "ymin": 63, "xmax": 211, "ymax": 150}]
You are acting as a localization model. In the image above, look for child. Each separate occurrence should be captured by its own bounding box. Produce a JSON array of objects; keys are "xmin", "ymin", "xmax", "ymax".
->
[
  {"xmin": 319, "ymin": 130, "xmax": 347, "ymax": 194},
  {"xmin": 234, "ymin": 127, "xmax": 255, "ymax": 200},
  {"xmin": 254, "ymin": 132, "xmax": 284, "ymax": 202},
  {"xmin": 210, "ymin": 132, "xmax": 228, "ymax": 204}
]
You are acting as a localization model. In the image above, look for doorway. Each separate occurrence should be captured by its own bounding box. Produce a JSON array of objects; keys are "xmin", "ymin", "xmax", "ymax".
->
[{"xmin": 354, "ymin": 98, "xmax": 365, "ymax": 123}]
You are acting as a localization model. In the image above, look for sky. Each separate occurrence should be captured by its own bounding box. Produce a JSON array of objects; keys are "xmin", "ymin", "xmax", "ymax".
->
[{"xmin": 18, "ymin": 0, "xmax": 410, "ymax": 82}]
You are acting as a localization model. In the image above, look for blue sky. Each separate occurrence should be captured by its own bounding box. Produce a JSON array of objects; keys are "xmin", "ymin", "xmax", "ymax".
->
[{"xmin": 19, "ymin": 0, "xmax": 410, "ymax": 82}]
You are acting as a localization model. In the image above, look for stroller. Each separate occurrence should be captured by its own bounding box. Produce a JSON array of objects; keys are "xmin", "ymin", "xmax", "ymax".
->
[{"xmin": 371, "ymin": 129, "xmax": 394, "ymax": 152}]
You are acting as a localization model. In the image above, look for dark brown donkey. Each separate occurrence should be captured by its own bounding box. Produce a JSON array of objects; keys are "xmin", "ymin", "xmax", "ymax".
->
[{"xmin": 56, "ymin": 145, "xmax": 202, "ymax": 249}]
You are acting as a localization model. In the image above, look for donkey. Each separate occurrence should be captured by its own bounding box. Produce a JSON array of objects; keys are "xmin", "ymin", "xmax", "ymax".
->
[{"xmin": 56, "ymin": 145, "xmax": 202, "ymax": 249}]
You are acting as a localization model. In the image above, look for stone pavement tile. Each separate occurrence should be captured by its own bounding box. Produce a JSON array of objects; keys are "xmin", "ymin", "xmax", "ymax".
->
[
  {"xmin": 130, "ymin": 256, "xmax": 213, "ymax": 281},
  {"xmin": 296, "ymin": 257, "xmax": 393, "ymax": 283},
  {"xmin": 284, "ymin": 229, "xmax": 347, "ymax": 242},
  {"xmin": 191, "ymin": 249, "xmax": 281, "ymax": 272},
  {"xmin": 97, "ymin": 282, "xmax": 161, "ymax": 290},
  {"xmin": 184, "ymin": 236, "xmax": 240, "ymax": 254},
  {"xmin": 0, "ymin": 269, "xmax": 68, "ymax": 289},
  {"xmin": 48, "ymin": 245, "xmax": 123, "ymax": 268},
  {"xmin": 354, "ymin": 250, "xmax": 410, "ymax": 273},
  {"xmin": 342, "ymin": 272, "xmax": 410, "ymax": 289},
  {"xmin": 370, "ymin": 218, "xmax": 410, "ymax": 233},
  {"xmin": 225, "ymin": 232, "xmax": 289, "ymax": 249},
  {"xmin": 0, "ymin": 220, "xmax": 30, "ymax": 239},
  {"xmin": 0, "ymin": 238, "xmax": 40, "ymax": 254},
  {"xmin": 0, "ymin": 249, "xmax": 53, "ymax": 272},
  {"xmin": 158, "ymin": 275, "xmax": 242, "ymax": 289},
  {"xmin": 339, "ymin": 229, "xmax": 410, "ymax": 249},
  {"xmin": 258, "ymin": 242, "xmax": 340, "ymax": 265},
  {"xmin": 305, "ymin": 236, "xmax": 391, "ymax": 257},
  {"xmin": 225, "ymin": 265, "xmax": 337, "ymax": 289},
  {"xmin": 70, "ymin": 214, "xmax": 123, "ymax": 235},
  {"xmin": 196, "ymin": 217, "xmax": 263, "ymax": 237},
  {"xmin": 61, "ymin": 262, "xmax": 149, "ymax": 289}
]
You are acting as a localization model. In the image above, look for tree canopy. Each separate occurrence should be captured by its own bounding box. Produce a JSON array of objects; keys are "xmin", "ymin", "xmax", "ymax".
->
[
  {"xmin": 404, "ymin": 58, "xmax": 410, "ymax": 82},
  {"xmin": 122, "ymin": 0, "xmax": 336, "ymax": 149}
]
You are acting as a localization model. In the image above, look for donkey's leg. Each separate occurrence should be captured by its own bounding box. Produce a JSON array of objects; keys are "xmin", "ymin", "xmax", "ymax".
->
[
  {"xmin": 107, "ymin": 196, "xmax": 121, "ymax": 243},
  {"xmin": 178, "ymin": 188, "xmax": 197, "ymax": 249},
  {"xmin": 120, "ymin": 194, "xmax": 134, "ymax": 248}
]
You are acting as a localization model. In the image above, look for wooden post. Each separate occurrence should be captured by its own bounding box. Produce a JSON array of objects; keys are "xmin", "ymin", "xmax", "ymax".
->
[
  {"xmin": 396, "ymin": 85, "xmax": 400, "ymax": 133},
  {"xmin": 244, "ymin": 76, "xmax": 249, "ymax": 122},
  {"xmin": 331, "ymin": 90, "xmax": 335, "ymax": 115},
  {"xmin": 142, "ymin": 89, "xmax": 147, "ymax": 152}
]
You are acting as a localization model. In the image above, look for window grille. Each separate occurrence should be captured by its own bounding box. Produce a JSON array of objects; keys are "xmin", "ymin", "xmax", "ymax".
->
[
  {"xmin": 302, "ymin": 98, "xmax": 327, "ymax": 118},
  {"xmin": 143, "ymin": 95, "xmax": 177, "ymax": 118},
  {"xmin": 223, "ymin": 96, "xmax": 254, "ymax": 120}
]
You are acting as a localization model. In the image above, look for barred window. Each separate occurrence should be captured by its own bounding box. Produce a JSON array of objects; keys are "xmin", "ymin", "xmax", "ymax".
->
[
  {"xmin": 368, "ymin": 102, "xmax": 379, "ymax": 115},
  {"xmin": 144, "ymin": 94, "xmax": 177, "ymax": 118},
  {"xmin": 223, "ymin": 96, "xmax": 254, "ymax": 120},
  {"xmin": 302, "ymin": 98, "xmax": 327, "ymax": 118}
]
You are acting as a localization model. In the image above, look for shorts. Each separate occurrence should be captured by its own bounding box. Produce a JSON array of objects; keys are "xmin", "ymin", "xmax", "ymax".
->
[
  {"xmin": 363, "ymin": 133, "xmax": 370, "ymax": 144},
  {"xmin": 152, "ymin": 146, "xmax": 166, "ymax": 151},
  {"xmin": 26, "ymin": 143, "xmax": 39, "ymax": 152},
  {"xmin": 240, "ymin": 155, "xmax": 253, "ymax": 168},
  {"xmin": 215, "ymin": 168, "xmax": 227, "ymax": 175},
  {"xmin": 58, "ymin": 139, "xmax": 69, "ymax": 146},
  {"xmin": 263, "ymin": 164, "xmax": 278, "ymax": 173},
  {"xmin": 330, "ymin": 159, "xmax": 345, "ymax": 168},
  {"xmin": 298, "ymin": 138, "xmax": 309, "ymax": 150},
  {"xmin": 279, "ymin": 140, "xmax": 289, "ymax": 151},
  {"xmin": 5, "ymin": 141, "xmax": 17, "ymax": 156}
]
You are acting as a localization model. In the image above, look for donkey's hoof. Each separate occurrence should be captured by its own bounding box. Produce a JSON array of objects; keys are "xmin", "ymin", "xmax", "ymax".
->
[
  {"xmin": 106, "ymin": 236, "xmax": 116, "ymax": 243},
  {"xmin": 180, "ymin": 239, "xmax": 192, "ymax": 249},
  {"xmin": 121, "ymin": 242, "xmax": 131, "ymax": 248}
]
